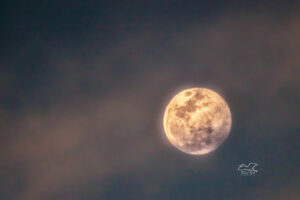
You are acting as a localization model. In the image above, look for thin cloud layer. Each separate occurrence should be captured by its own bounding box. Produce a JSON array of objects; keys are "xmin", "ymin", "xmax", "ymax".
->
[{"xmin": 1, "ymin": 9, "xmax": 300, "ymax": 200}]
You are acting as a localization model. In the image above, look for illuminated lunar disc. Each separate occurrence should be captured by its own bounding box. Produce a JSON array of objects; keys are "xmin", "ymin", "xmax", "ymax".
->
[{"xmin": 163, "ymin": 88, "xmax": 232, "ymax": 155}]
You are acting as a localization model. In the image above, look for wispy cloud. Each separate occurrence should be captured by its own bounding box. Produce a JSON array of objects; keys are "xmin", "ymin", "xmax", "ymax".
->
[{"xmin": 1, "ymin": 8, "xmax": 300, "ymax": 199}]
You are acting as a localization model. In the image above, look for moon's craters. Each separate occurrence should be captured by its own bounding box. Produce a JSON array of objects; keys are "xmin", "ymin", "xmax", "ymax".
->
[{"xmin": 163, "ymin": 88, "xmax": 232, "ymax": 155}]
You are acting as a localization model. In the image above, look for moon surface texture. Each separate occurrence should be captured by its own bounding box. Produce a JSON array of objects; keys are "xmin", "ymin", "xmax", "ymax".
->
[{"xmin": 163, "ymin": 88, "xmax": 231, "ymax": 155}]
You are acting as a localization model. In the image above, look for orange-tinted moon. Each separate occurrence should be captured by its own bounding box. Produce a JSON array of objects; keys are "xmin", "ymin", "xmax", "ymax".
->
[{"xmin": 163, "ymin": 88, "xmax": 231, "ymax": 155}]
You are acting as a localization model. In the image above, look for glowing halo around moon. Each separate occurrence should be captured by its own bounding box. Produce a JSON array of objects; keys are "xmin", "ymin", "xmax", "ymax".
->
[{"xmin": 163, "ymin": 88, "xmax": 232, "ymax": 155}]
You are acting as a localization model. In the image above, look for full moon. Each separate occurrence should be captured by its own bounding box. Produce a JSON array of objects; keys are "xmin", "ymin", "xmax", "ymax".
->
[{"xmin": 163, "ymin": 88, "xmax": 232, "ymax": 155}]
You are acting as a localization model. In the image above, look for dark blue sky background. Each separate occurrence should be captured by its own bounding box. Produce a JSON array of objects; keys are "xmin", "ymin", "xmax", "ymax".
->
[{"xmin": 0, "ymin": 1, "xmax": 299, "ymax": 200}]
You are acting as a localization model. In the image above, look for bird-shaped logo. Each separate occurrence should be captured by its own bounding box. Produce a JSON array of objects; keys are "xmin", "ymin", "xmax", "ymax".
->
[{"xmin": 237, "ymin": 163, "xmax": 258, "ymax": 176}]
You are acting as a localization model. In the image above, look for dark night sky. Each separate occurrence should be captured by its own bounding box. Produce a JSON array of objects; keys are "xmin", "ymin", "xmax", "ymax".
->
[{"xmin": 1, "ymin": 1, "xmax": 300, "ymax": 200}]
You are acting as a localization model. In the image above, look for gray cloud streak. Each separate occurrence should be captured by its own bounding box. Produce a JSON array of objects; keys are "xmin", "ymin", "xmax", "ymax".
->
[{"xmin": 1, "ymin": 9, "xmax": 300, "ymax": 200}]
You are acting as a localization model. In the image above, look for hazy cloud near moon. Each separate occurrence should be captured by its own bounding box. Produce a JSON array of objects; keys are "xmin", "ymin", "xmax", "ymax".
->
[{"xmin": 1, "ymin": 9, "xmax": 300, "ymax": 199}]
